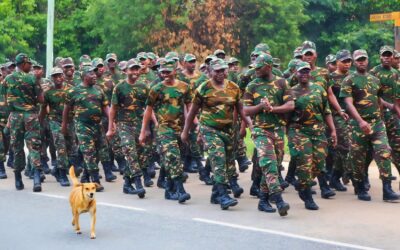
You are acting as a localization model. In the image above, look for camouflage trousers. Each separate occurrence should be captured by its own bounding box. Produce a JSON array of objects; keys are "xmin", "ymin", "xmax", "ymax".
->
[
  {"xmin": 0, "ymin": 121, "xmax": 9, "ymax": 162},
  {"xmin": 252, "ymin": 127, "xmax": 284, "ymax": 195},
  {"xmin": 288, "ymin": 126, "xmax": 327, "ymax": 189},
  {"xmin": 383, "ymin": 109, "xmax": 400, "ymax": 175},
  {"xmin": 186, "ymin": 126, "xmax": 203, "ymax": 159},
  {"xmin": 49, "ymin": 119, "xmax": 78, "ymax": 170},
  {"xmin": 156, "ymin": 127, "xmax": 185, "ymax": 179},
  {"xmin": 349, "ymin": 119, "xmax": 392, "ymax": 182},
  {"xmin": 200, "ymin": 125, "xmax": 237, "ymax": 185},
  {"xmin": 75, "ymin": 121, "xmax": 110, "ymax": 172},
  {"xmin": 332, "ymin": 114, "xmax": 351, "ymax": 174},
  {"xmin": 9, "ymin": 112, "xmax": 42, "ymax": 172},
  {"xmin": 40, "ymin": 118, "xmax": 56, "ymax": 161},
  {"xmin": 117, "ymin": 122, "xmax": 150, "ymax": 178},
  {"xmin": 234, "ymin": 120, "xmax": 247, "ymax": 159},
  {"xmin": 102, "ymin": 118, "xmax": 124, "ymax": 160}
]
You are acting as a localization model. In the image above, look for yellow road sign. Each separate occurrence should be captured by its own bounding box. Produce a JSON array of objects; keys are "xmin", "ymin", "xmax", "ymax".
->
[{"xmin": 370, "ymin": 13, "xmax": 393, "ymax": 22}]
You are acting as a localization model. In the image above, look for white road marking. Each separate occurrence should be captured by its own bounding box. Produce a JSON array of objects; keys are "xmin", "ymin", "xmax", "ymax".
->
[
  {"xmin": 192, "ymin": 218, "xmax": 381, "ymax": 250},
  {"xmin": 32, "ymin": 193, "xmax": 146, "ymax": 212}
]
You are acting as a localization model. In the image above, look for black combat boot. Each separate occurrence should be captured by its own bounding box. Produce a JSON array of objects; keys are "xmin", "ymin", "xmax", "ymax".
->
[
  {"xmin": 302, "ymin": 188, "xmax": 319, "ymax": 210},
  {"xmin": 258, "ymin": 192, "xmax": 276, "ymax": 213},
  {"xmin": 184, "ymin": 155, "xmax": 197, "ymax": 173},
  {"xmin": 164, "ymin": 178, "xmax": 178, "ymax": 200},
  {"xmin": 278, "ymin": 166, "xmax": 289, "ymax": 189},
  {"xmin": 216, "ymin": 184, "xmax": 238, "ymax": 210},
  {"xmin": 356, "ymin": 181, "xmax": 371, "ymax": 201},
  {"xmin": 102, "ymin": 161, "xmax": 117, "ymax": 182},
  {"xmin": 147, "ymin": 162, "xmax": 157, "ymax": 178},
  {"xmin": 270, "ymin": 192, "xmax": 290, "ymax": 216},
  {"xmin": 7, "ymin": 150, "xmax": 14, "ymax": 168},
  {"xmin": 116, "ymin": 156, "xmax": 127, "ymax": 175},
  {"xmin": 0, "ymin": 162, "xmax": 7, "ymax": 179},
  {"xmin": 329, "ymin": 170, "xmax": 347, "ymax": 191},
  {"xmin": 173, "ymin": 177, "xmax": 191, "ymax": 203},
  {"xmin": 123, "ymin": 176, "xmax": 136, "ymax": 194},
  {"xmin": 14, "ymin": 171, "xmax": 24, "ymax": 190},
  {"xmin": 382, "ymin": 179, "xmax": 400, "ymax": 201},
  {"xmin": 199, "ymin": 164, "xmax": 213, "ymax": 185},
  {"xmin": 237, "ymin": 156, "xmax": 251, "ymax": 173},
  {"xmin": 90, "ymin": 171, "xmax": 104, "ymax": 192},
  {"xmin": 157, "ymin": 167, "xmax": 166, "ymax": 189},
  {"xmin": 58, "ymin": 168, "xmax": 70, "ymax": 187},
  {"xmin": 250, "ymin": 176, "xmax": 261, "ymax": 197},
  {"xmin": 229, "ymin": 176, "xmax": 244, "ymax": 198},
  {"xmin": 317, "ymin": 174, "xmax": 336, "ymax": 199},
  {"xmin": 285, "ymin": 159, "xmax": 297, "ymax": 186},
  {"xmin": 143, "ymin": 169, "xmax": 154, "ymax": 187},
  {"xmin": 33, "ymin": 169, "xmax": 42, "ymax": 192},
  {"xmin": 210, "ymin": 185, "xmax": 219, "ymax": 204},
  {"xmin": 133, "ymin": 176, "xmax": 146, "ymax": 198},
  {"xmin": 41, "ymin": 157, "xmax": 51, "ymax": 174},
  {"xmin": 80, "ymin": 168, "xmax": 90, "ymax": 183},
  {"xmin": 51, "ymin": 167, "xmax": 60, "ymax": 182}
]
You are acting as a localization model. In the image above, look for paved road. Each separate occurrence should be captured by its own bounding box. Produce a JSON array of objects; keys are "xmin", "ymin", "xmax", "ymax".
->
[{"xmin": 0, "ymin": 162, "xmax": 397, "ymax": 250}]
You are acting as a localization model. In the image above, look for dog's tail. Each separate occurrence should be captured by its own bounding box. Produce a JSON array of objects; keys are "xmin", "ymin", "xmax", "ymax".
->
[{"xmin": 69, "ymin": 166, "xmax": 80, "ymax": 187}]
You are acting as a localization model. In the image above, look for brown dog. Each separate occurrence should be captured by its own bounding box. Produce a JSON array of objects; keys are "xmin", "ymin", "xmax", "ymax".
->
[{"xmin": 69, "ymin": 166, "xmax": 98, "ymax": 239}]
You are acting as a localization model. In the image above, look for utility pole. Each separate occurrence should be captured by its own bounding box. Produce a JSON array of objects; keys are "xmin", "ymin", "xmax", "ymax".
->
[
  {"xmin": 46, "ymin": 0, "xmax": 54, "ymax": 77},
  {"xmin": 370, "ymin": 12, "xmax": 400, "ymax": 51}
]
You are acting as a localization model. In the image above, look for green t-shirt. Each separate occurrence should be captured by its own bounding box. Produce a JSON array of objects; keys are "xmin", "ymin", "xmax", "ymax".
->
[
  {"xmin": 66, "ymin": 85, "xmax": 108, "ymax": 124},
  {"xmin": 290, "ymin": 82, "xmax": 331, "ymax": 133},
  {"xmin": 192, "ymin": 79, "xmax": 240, "ymax": 130},
  {"xmin": 43, "ymin": 82, "xmax": 73, "ymax": 122},
  {"xmin": 290, "ymin": 66, "xmax": 329, "ymax": 90},
  {"xmin": 96, "ymin": 75, "xmax": 115, "ymax": 105},
  {"xmin": 244, "ymin": 76, "xmax": 292, "ymax": 129},
  {"xmin": 238, "ymin": 67, "xmax": 283, "ymax": 93},
  {"xmin": 339, "ymin": 72, "xmax": 382, "ymax": 121},
  {"xmin": 146, "ymin": 79, "xmax": 191, "ymax": 133},
  {"xmin": 111, "ymin": 80, "xmax": 149, "ymax": 123},
  {"xmin": 3, "ymin": 71, "xmax": 41, "ymax": 112},
  {"xmin": 370, "ymin": 64, "xmax": 400, "ymax": 103}
]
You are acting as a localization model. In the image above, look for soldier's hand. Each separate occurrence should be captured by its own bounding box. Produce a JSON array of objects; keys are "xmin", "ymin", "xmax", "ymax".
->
[
  {"xmin": 181, "ymin": 131, "xmax": 189, "ymax": 145},
  {"xmin": 106, "ymin": 130, "xmax": 115, "ymax": 141},
  {"xmin": 340, "ymin": 111, "xmax": 349, "ymax": 121},
  {"xmin": 330, "ymin": 131, "xmax": 337, "ymax": 147},
  {"xmin": 359, "ymin": 120, "xmax": 372, "ymax": 135},
  {"xmin": 139, "ymin": 131, "xmax": 147, "ymax": 145}
]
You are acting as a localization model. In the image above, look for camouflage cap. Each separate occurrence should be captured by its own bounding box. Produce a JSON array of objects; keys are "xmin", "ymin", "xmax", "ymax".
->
[
  {"xmin": 210, "ymin": 58, "xmax": 229, "ymax": 71},
  {"xmin": 137, "ymin": 52, "xmax": 148, "ymax": 60},
  {"xmin": 394, "ymin": 50, "xmax": 400, "ymax": 58},
  {"xmin": 165, "ymin": 51, "xmax": 179, "ymax": 61},
  {"xmin": 251, "ymin": 53, "xmax": 273, "ymax": 69},
  {"xmin": 105, "ymin": 53, "xmax": 117, "ymax": 62},
  {"xmin": 228, "ymin": 57, "xmax": 239, "ymax": 64},
  {"xmin": 118, "ymin": 61, "xmax": 128, "ymax": 71},
  {"xmin": 272, "ymin": 58, "xmax": 281, "ymax": 67},
  {"xmin": 293, "ymin": 47, "xmax": 303, "ymax": 58},
  {"xmin": 353, "ymin": 49, "xmax": 368, "ymax": 60},
  {"xmin": 325, "ymin": 54, "xmax": 336, "ymax": 64},
  {"xmin": 302, "ymin": 41, "xmax": 317, "ymax": 55},
  {"xmin": 126, "ymin": 58, "xmax": 141, "ymax": 69},
  {"xmin": 31, "ymin": 60, "xmax": 43, "ymax": 68},
  {"xmin": 159, "ymin": 59, "xmax": 176, "ymax": 72},
  {"xmin": 380, "ymin": 45, "xmax": 394, "ymax": 55},
  {"xmin": 184, "ymin": 53, "xmax": 196, "ymax": 62},
  {"xmin": 92, "ymin": 58, "xmax": 104, "ymax": 67},
  {"xmin": 79, "ymin": 55, "xmax": 91, "ymax": 63},
  {"xmin": 50, "ymin": 67, "xmax": 64, "ymax": 76},
  {"xmin": 155, "ymin": 58, "xmax": 167, "ymax": 68},
  {"xmin": 336, "ymin": 50, "xmax": 352, "ymax": 62},
  {"xmin": 81, "ymin": 66, "xmax": 98, "ymax": 75},
  {"xmin": 254, "ymin": 43, "xmax": 270, "ymax": 53},
  {"xmin": 296, "ymin": 61, "xmax": 311, "ymax": 71},
  {"xmin": 54, "ymin": 57, "xmax": 63, "ymax": 66},
  {"xmin": 288, "ymin": 59, "xmax": 301, "ymax": 69},
  {"xmin": 213, "ymin": 49, "xmax": 226, "ymax": 56},
  {"xmin": 199, "ymin": 63, "xmax": 207, "ymax": 70},
  {"xmin": 147, "ymin": 52, "xmax": 158, "ymax": 60},
  {"xmin": 61, "ymin": 57, "xmax": 75, "ymax": 67},
  {"xmin": 250, "ymin": 50, "xmax": 264, "ymax": 57},
  {"xmin": 5, "ymin": 61, "xmax": 16, "ymax": 68},
  {"xmin": 205, "ymin": 55, "xmax": 217, "ymax": 64},
  {"xmin": 15, "ymin": 53, "xmax": 31, "ymax": 64}
]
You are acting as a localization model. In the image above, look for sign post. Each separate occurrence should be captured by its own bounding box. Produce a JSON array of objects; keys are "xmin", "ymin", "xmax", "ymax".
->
[{"xmin": 370, "ymin": 11, "xmax": 400, "ymax": 51}]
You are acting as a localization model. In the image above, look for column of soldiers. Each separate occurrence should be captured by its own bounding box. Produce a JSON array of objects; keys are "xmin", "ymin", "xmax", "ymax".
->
[{"xmin": 1, "ymin": 41, "xmax": 400, "ymax": 216}]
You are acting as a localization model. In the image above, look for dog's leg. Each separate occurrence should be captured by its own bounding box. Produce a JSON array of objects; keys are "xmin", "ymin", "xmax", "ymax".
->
[
  {"xmin": 74, "ymin": 212, "xmax": 81, "ymax": 234},
  {"xmin": 90, "ymin": 208, "xmax": 96, "ymax": 239}
]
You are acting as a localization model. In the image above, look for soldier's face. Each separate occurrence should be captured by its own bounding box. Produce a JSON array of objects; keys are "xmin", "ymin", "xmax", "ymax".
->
[
  {"xmin": 327, "ymin": 62, "xmax": 337, "ymax": 73},
  {"xmin": 255, "ymin": 64, "xmax": 271, "ymax": 78},
  {"xmin": 216, "ymin": 53, "xmax": 225, "ymax": 59},
  {"xmin": 33, "ymin": 67, "xmax": 43, "ymax": 78},
  {"xmin": 127, "ymin": 66, "xmax": 140, "ymax": 81},
  {"xmin": 107, "ymin": 59, "xmax": 117, "ymax": 69},
  {"xmin": 296, "ymin": 69, "xmax": 311, "ymax": 84},
  {"xmin": 229, "ymin": 62, "xmax": 240, "ymax": 72},
  {"xmin": 184, "ymin": 60, "xmax": 196, "ymax": 72},
  {"xmin": 392, "ymin": 57, "xmax": 400, "ymax": 69},
  {"xmin": 337, "ymin": 59, "xmax": 351, "ymax": 73},
  {"xmin": 20, "ymin": 62, "xmax": 32, "ymax": 73},
  {"xmin": 302, "ymin": 52, "xmax": 317, "ymax": 64},
  {"xmin": 96, "ymin": 65, "xmax": 105, "ymax": 75},
  {"xmin": 52, "ymin": 73, "xmax": 64, "ymax": 86},
  {"xmin": 160, "ymin": 70, "xmax": 175, "ymax": 81},
  {"xmin": 211, "ymin": 68, "xmax": 227, "ymax": 83},
  {"xmin": 139, "ymin": 58, "xmax": 149, "ymax": 67},
  {"xmin": 63, "ymin": 65, "xmax": 75, "ymax": 77},
  {"xmin": 85, "ymin": 71, "xmax": 97, "ymax": 85},
  {"xmin": 354, "ymin": 58, "xmax": 368, "ymax": 72},
  {"xmin": 380, "ymin": 52, "xmax": 393, "ymax": 67},
  {"xmin": 8, "ymin": 65, "xmax": 16, "ymax": 72}
]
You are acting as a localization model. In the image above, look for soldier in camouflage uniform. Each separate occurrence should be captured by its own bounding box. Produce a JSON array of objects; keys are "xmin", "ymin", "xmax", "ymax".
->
[
  {"xmin": 340, "ymin": 49, "xmax": 400, "ymax": 202},
  {"xmin": 325, "ymin": 54, "xmax": 337, "ymax": 74},
  {"xmin": 62, "ymin": 66, "xmax": 113, "ymax": 192},
  {"xmin": 104, "ymin": 53, "xmax": 123, "ymax": 83},
  {"xmin": 392, "ymin": 50, "xmax": 400, "ymax": 72},
  {"xmin": 92, "ymin": 58, "xmax": 124, "ymax": 176},
  {"xmin": 327, "ymin": 50, "xmax": 353, "ymax": 191},
  {"xmin": 0, "ymin": 69, "xmax": 8, "ymax": 179},
  {"xmin": 3, "ymin": 53, "xmax": 44, "ymax": 192},
  {"xmin": 61, "ymin": 58, "xmax": 81, "ymax": 86},
  {"xmin": 289, "ymin": 61, "xmax": 337, "ymax": 210},
  {"xmin": 243, "ymin": 53, "xmax": 291, "ymax": 216},
  {"xmin": 227, "ymin": 57, "xmax": 240, "ymax": 83},
  {"xmin": 139, "ymin": 59, "xmax": 191, "ymax": 204},
  {"xmin": 40, "ymin": 67, "xmax": 75, "ymax": 187},
  {"xmin": 370, "ymin": 46, "xmax": 400, "ymax": 186},
  {"xmin": 182, "ymin": 58, "xmax": 250, "ymax": 210},
  {"xmin": 1, "ymin": 62, "xmax": 14, "ymax": 170},
  {"xmin": 108, "ymin": 59, "xmax": 153, "ymax": 198}
]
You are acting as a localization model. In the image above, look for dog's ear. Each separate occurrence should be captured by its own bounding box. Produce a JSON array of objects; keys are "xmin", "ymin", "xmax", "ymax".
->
[{"xmin": 94, "ymin": 183, "xmax": 102, "ymax": 189}]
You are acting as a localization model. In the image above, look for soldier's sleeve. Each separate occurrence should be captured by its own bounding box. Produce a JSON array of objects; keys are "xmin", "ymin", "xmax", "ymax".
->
[
  {"xmin": 281, "ymin": 79, "xmax": 293, "ymax": 103},
  {"xmin": 111, "ymin": 84, "xmax": 119, "ymax": 105},
  {"xmin": 321, "ymin": 87, "xmax": 332, "ymax": 115},
  {"xmin": 65, "ymin": 88, "xmax": 75, "ymax": 107},
  {"xmin": 339, "ymin": 76, "xmax": 353, "ymax": 98},
  {"xmin": 243, "ymin": 84, "xmax": 254, "ymax": 106},
  {"xmin": 192, "ymin": 85, "xmax": 203, "ymax": 106},
  {"xmin": 145, "ymin": 87, "xmax": 158, "ymax": 107},
  {"xmin": 183, "ymin": 84, "xmax": 192, "ymax": 105}
]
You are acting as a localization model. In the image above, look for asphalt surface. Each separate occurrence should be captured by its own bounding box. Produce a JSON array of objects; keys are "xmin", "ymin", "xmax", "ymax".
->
[{"xmin": 0, "ymin": 162, "xmax": 398, "ymax": 250}]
